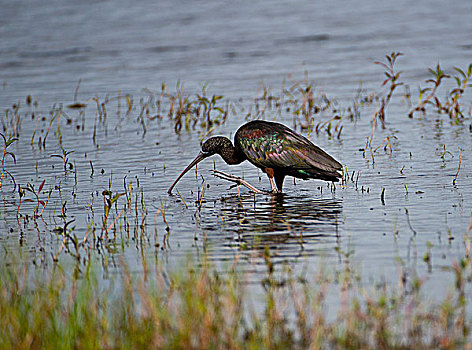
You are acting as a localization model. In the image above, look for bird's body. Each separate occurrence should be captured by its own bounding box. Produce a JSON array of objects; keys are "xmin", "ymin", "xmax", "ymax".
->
[
  {"xmin": 168, "ymin": 120, "xmax": 342, "ymax": 194},
  {"xmin": 235, "ymin": 120, "xmax": 341, "ymax": 191}
]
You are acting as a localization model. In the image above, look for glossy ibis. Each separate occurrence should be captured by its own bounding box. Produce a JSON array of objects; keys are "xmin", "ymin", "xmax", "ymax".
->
[{"xmin": 168, "ymin": 120, "xmax": 342, "ymax": 194}]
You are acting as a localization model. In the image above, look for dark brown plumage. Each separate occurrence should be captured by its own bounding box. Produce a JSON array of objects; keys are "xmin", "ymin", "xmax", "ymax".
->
[{"xmin": 168, "ymin": 120, "xmax": 342, "ymax": 194}]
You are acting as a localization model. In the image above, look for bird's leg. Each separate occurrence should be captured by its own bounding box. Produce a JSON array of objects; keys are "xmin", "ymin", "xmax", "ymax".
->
[
  {"xmin": 264, "ymin": 168, "xmax": 279, "ymax": 194},
  {"xmin": 211, "ymin": 170, "xmax": 267, "ymax": 194}
]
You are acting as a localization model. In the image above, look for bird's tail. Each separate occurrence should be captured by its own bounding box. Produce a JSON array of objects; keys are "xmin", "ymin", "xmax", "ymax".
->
[{"xmin": 297, "ymin": 169, "xmax": 341, "ymax": 182}]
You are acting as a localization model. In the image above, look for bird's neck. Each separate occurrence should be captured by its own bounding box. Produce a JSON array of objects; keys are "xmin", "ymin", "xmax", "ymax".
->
[{"xmin": 220, "ymin": 143, "xmax": 245, "ymax": 165}]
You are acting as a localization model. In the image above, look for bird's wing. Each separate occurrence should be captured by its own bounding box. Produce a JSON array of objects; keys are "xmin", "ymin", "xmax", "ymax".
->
[{"xmin": 237, "ymin": 123, "xmax": 341, "ymax": 172}]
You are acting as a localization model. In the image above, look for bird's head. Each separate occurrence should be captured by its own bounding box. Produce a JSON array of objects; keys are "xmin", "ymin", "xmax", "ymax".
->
[
  {"xmin": 201, "ymin": 136, "xmax": 232, "ymax": 155},
  {"xmin": 168, "ymin": 136, "xmax": 233, "ymax": 194}
]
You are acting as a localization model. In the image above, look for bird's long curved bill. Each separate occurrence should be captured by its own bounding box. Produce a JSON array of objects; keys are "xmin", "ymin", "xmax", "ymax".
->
[{"xmin": 168, "ymin": 152, "xmax": 208, "ymax": 194}]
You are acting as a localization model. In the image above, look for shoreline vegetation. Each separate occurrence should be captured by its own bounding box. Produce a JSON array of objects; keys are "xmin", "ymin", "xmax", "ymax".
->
[
  {"xmin": 1, "ymin": 253, "xmax": 471, "ymax": 349},
  {"xmin": 1, "ymin": 54, "xmax": 472, "ymax": 348}
]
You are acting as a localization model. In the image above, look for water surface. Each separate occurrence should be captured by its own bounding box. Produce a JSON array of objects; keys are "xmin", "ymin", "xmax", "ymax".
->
[{"xmin": 0, "ymin": 0, "xmax": 471, "ymax": 298}]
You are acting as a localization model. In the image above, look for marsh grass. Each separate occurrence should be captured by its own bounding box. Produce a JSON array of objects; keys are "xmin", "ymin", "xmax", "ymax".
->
[
  {"xmin": 373, "ymin": 52, "xmax": 404, "ymax": 129},
  {"xmin": 0, "ymin": 253, "xmax": 471, "ymax": 349},
  {"xmin": 247, "ymin": 75, "xmax": 343, "ymax": 139},
  {"xmin": 0, "ymin": 132, "xmax": 17, "ymax": 188},
  {"xmin": 409, "ymin": 63, "xmax": 472, "ymax": 122}
]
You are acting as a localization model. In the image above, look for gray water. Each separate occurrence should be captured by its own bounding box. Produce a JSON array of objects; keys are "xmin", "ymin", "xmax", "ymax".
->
[{"xmin": 1, "ymin": 0, "xmax": 472, "ymax": 296}]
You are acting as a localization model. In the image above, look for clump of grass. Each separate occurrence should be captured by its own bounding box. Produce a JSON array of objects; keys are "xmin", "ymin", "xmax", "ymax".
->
[
  {"xmin": 443, "ymin": 64, "xmax": 472, "ymax": 120},
  {"xmin": 246, "ymin": 76, "xmax": 341, "ymax": 138},
  {"xmin": 51, "ymin": 147, "xmax": 74, "ymax": 177},
  {"xmin": 2, "ymin": 103, "xmax": 21, "ymax": 137},
  {"xmin": 101, "ymin": 189, "xmax": 125, "ymax": 241},
  {"xmin": 0, "ymin": 132, "xmax": 18, "ymax": 189},
  {"xmin": 19, "ymin": 180, "xmax": 52, "ymax": 219},
  {"xmin": 361, "ymin": 53, "xmax": 403, "ymax": 164},
  {"xmin": 409, "ymin": 64, "xmax": 450, "ymax": 119},
  {"xmin": 373, "ymin": 52, "xmax": 404, "ymax": 129},
  {"xmin": 409, "ymin": 63, "xmax": 472, "ymax": 122},
  {"xmin": 149, "ymin": 83, "xmax": 231, "ymax": 134}
]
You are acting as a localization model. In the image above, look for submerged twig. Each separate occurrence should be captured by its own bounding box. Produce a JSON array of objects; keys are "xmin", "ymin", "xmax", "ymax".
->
[
  {"xmin": 453, "ymin": 147, "xmax": 461, "ymax": 186},
  {"xmin": 105, "ymin": 208, "xmax": 125, "ymax": 238},
  {"xmin": 212, "ymin": 170, "xmax": 266, "ymax": 194},
  {"xmin": 405, "ymin": 208, "xmax": 417, "ymax": 236},
  {"xmin": 175, "ymin": 189, "xmax": 188, "ymax": 209}
]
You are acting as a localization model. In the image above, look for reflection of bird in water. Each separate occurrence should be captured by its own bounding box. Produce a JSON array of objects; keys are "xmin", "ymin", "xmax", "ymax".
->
[
  {"xmin": 168, "ymin": 120, "xmax": 342, "ymax": 194},
  {"xmin": 211, "ymin": 194, "xmax": 343, "ymax": 254}
]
